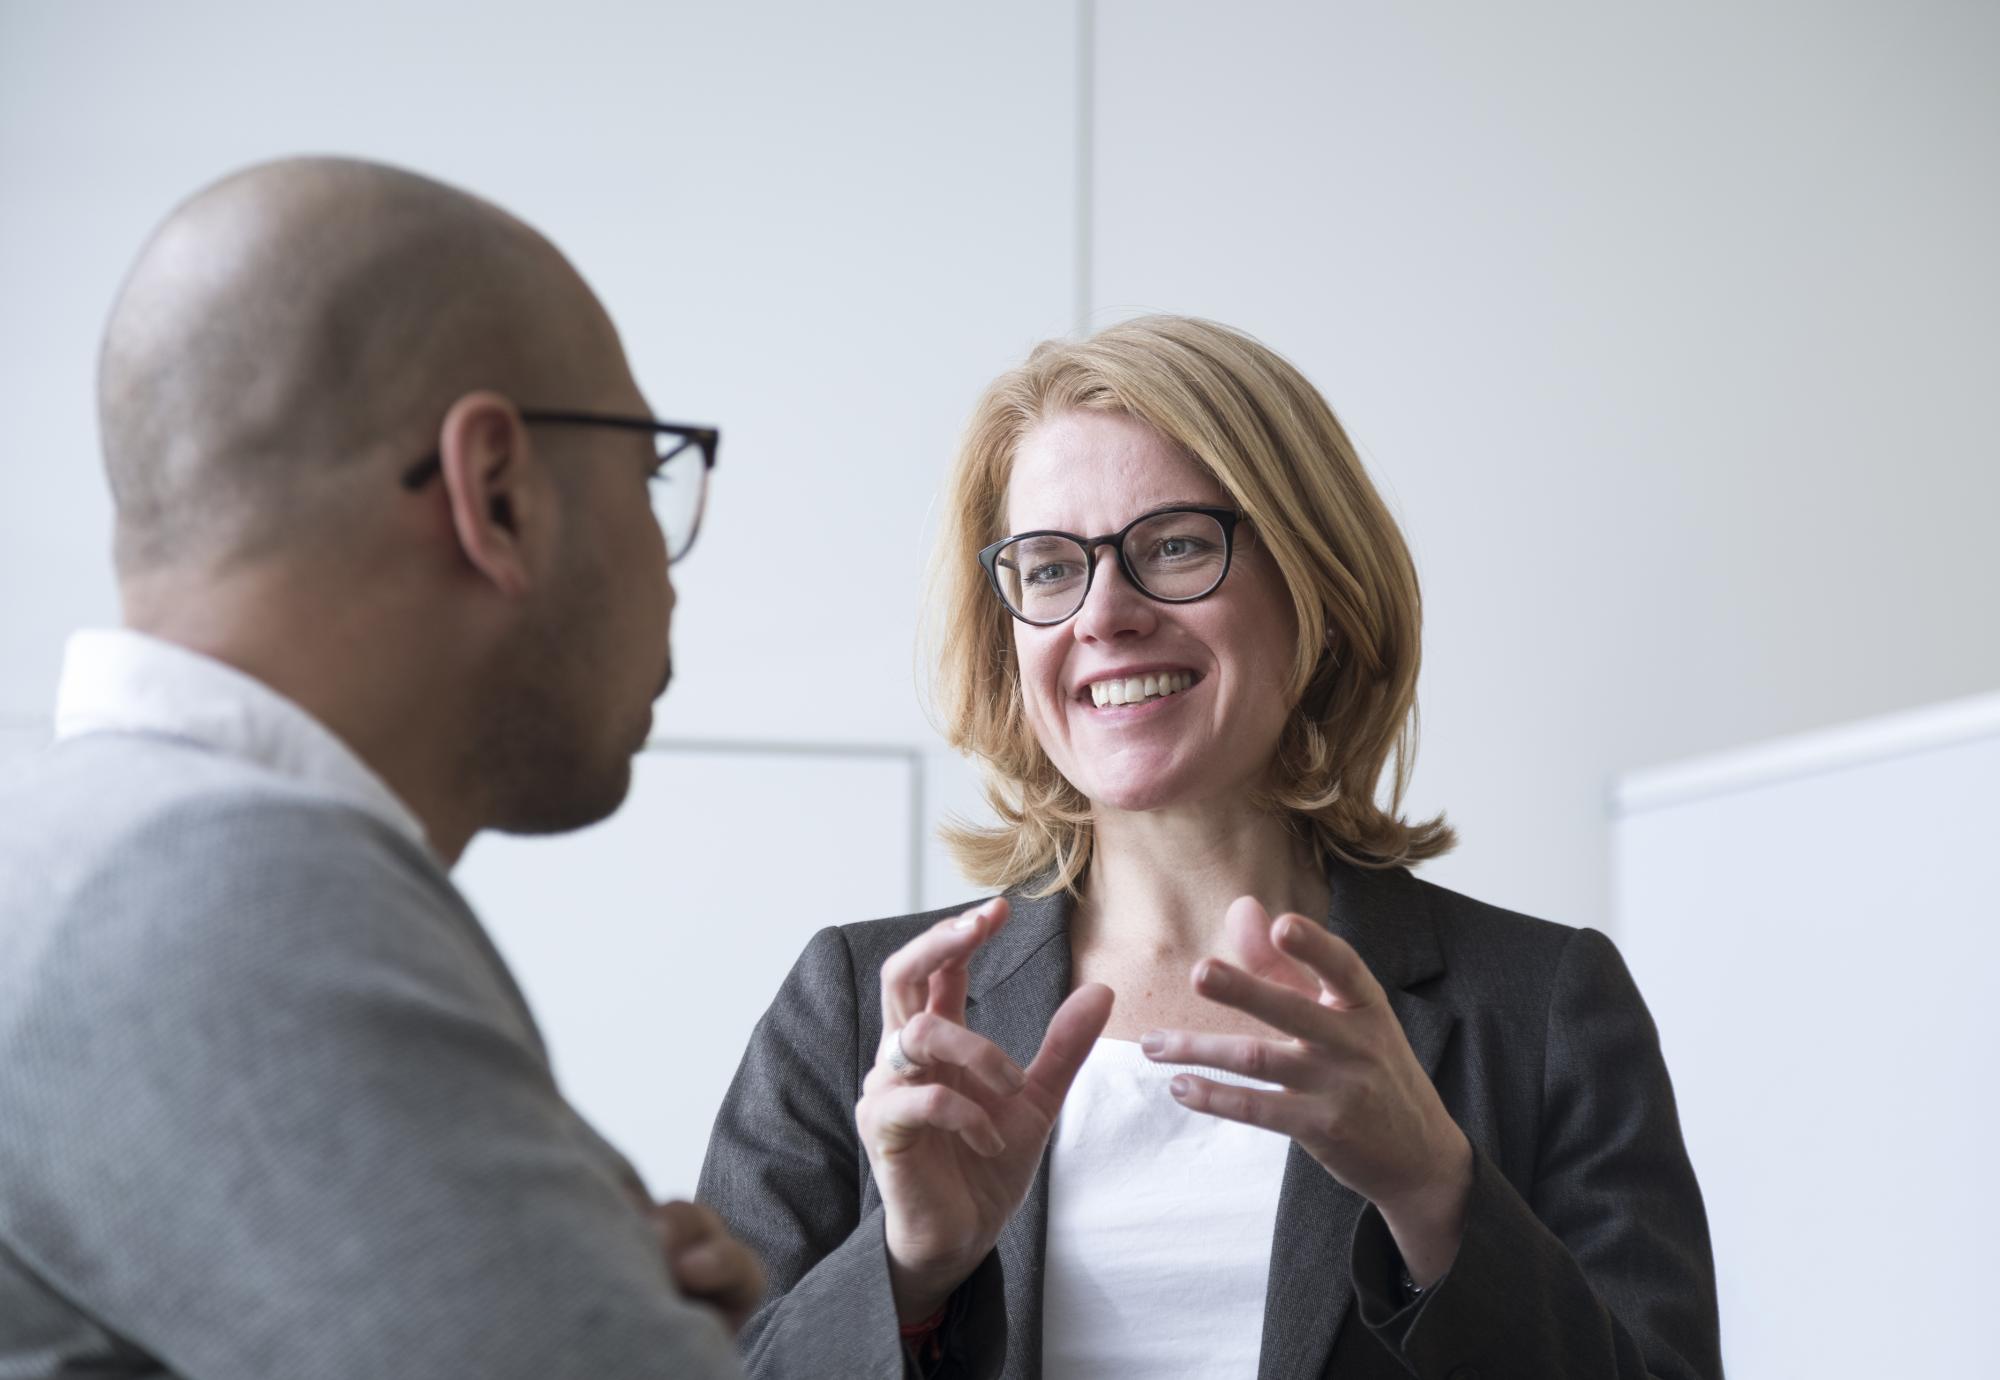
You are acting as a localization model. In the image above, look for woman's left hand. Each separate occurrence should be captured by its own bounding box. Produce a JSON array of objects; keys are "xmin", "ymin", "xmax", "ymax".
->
[{"xmin": 1142, "ymin": 896, "xmax": 1473, "ymax": 1287}]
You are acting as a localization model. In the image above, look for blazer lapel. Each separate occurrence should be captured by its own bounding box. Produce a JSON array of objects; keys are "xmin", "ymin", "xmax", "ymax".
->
[
  {"xmin": 1257, "ymin": 863, "xmax": 1455, "ymax": 1380},
  {"xmin": 965, "ymin": 885, "xmax": 1073, "ymax": 1380}
]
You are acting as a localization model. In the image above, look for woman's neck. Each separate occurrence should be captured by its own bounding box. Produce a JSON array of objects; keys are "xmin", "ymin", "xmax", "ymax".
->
[{"xmin": 1076, "ymin": 797, "xmax": 1330, "ymax": 962}]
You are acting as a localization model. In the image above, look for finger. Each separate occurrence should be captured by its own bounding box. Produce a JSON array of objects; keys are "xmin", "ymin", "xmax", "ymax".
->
[
  {"xmin": 1221, "ymin": 896, "xmax": 1322, "ymax": 998},
  {"xmin": 1270, "ymin": 913, "xmax": 1383, "ymax": 1011},
  {"xmin": 1022, "ymin": 983, "xmax": 1115, "ymax": 1109},
  {"xmin": 671, "ymin": 1236, "xmax": 765, "ymax": 1336},
  {"xmin": 893, "ymin": 1011, "xmax": 1027, "ymax": 1097},
  {"xmin": 1192, "ymin": 958, "xmax": 1339, "ymax": 1046},
  {"xmin": 672, "ymin": 1237, "xmax": 765, "ymax": 1304},
  {"xmin": 927, "ymin": 961, "xmax": 970, "ymax": 1027},
  {"xmin": 1166, "ymin": 1073, "xmax": 1319, "ymax": 1141},
  {"xmin": 861, "ymin": 1081, "xmax": 1007, "ymax": 1157},
  {"xmin": 1139, "ymin": 1028, "xmax": 1322, "ymax": 1088},
  {"xmin": 879, "ymin": 898, "xmax": 1009, "ymax": 1025},
  {"xmin": 652, "ymin": 1199, "xmax": 724, "ymax": 1253}
]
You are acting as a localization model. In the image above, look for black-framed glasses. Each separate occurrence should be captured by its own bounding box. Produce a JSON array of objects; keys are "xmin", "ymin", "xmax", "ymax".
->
[
  {"xmin": 400, "ymin": 409, "xmax": 719, "ymax": 563},
  {"xmin": 977, "ymin": 505, "xmax": 1245, "ymax": 626}
]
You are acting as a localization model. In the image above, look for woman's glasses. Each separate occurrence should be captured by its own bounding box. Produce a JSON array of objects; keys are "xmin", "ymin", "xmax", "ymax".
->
[{"xmin": 977, "ymin": 505, "xmax": 1244, "ymax": 625}]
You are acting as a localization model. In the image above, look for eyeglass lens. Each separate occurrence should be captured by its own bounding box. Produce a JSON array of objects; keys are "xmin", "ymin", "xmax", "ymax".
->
[
  {"xmin": 994, "ymin": 510, "xmax": 1228, "ymax": 622},
  {"xmin": 649, "ymin": 438, "xmax": 708, "ymax": 561}
]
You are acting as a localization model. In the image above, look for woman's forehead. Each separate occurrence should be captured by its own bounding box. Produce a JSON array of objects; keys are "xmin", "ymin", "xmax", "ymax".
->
[{"xmin": 1005, "ymin": 412, "xmax": 1225, "ymax": 530}]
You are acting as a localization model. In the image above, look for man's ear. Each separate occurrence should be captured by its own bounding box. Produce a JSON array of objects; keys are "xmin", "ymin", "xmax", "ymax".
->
[{"xmin": 435, "ymin": 391, "xmax": 549, "ymax": 598}]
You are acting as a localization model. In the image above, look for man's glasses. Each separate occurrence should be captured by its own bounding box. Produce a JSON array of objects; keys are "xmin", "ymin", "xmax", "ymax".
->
[
  {"xmin": 401, "ymin": 410, "xmax": 719, "ymax": 563},
  {"xmin": 977, "ymin": 505, "xmax": 1245, "ymax": 626}
]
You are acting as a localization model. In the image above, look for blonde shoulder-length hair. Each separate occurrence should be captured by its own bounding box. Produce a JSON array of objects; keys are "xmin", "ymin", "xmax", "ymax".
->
[{"xmin": 929, "ymin": 314, "xmax": 1454, "ymax": 897}]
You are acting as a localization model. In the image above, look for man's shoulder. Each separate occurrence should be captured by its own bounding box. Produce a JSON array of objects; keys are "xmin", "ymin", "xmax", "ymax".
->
[
  {"xmin": 1, "ymin": 732, "xmax": 437, "ymax": 884},
  {"xmin": 0, "ymin": 733, "xmax": 466, "ymax": 1002}
]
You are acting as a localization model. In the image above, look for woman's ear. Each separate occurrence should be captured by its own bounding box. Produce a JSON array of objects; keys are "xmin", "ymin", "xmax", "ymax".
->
[{"xmin": 434, "ymin": 390, "xmax": 549, "ymax": 598}]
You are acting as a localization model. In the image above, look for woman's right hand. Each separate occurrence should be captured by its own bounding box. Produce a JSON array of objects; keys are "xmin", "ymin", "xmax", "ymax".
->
[{"xmin": 856, "ymin": 898, "xmax": 1113, "ymax": 1322}]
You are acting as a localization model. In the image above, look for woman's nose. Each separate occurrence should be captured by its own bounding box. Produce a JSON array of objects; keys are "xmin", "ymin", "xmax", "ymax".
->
[{"xmin": 1071, "ymin": 550, "xmax": 1156, "ymax": 643}]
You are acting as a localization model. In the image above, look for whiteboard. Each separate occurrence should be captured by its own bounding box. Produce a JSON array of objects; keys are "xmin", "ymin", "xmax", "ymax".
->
[{"xmin": 1613, "ymin": 694, "xmax": 2000, "ymax": 1378}]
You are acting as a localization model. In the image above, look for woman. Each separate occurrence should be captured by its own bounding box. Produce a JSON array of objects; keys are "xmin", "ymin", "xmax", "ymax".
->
[{"xmin": 699, "ymin": 316, "xmax": 1721, "ymax": 1379}]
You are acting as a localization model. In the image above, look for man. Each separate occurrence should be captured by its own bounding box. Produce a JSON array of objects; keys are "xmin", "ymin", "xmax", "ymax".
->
[{"xmin": 0, "ymin": 157, "xmax": 757, "ymax": 1378}]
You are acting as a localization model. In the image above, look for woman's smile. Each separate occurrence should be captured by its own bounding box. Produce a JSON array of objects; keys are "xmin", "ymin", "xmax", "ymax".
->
[{"xmin": 1077, "ymin": 668, "xmax": 1202, "ymax": 711}]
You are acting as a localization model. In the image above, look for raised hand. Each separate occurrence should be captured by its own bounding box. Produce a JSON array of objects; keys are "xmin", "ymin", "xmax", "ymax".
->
[
  {"xmin": 855, "ymin": 898, "xmax": 1114, "ymax": 1321},
  {"xmin": 1143, "ymin": 896, "xmax": 1472, "ymax": 1286}
]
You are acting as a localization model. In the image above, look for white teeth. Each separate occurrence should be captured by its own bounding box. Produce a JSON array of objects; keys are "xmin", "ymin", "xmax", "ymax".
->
[{"xmin": 1087, "ymin": 672, "xmax": 1194, "ymax": 708}]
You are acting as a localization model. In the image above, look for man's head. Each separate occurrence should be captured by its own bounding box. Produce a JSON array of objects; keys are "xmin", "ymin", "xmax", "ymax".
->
[{"xmin": 99, "ymin": 157, "xmax": 676, "ymax": 853}]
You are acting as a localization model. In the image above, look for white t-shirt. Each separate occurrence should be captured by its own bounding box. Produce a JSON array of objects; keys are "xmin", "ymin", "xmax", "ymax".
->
[{"xmin": 1042, "ymin": 1037, "xmax": 1293, "ymax": 1378}]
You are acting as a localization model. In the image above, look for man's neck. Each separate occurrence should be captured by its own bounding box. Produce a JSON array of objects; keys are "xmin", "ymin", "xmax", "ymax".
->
[{"xmin": 122, "ymin": 568, "xmax": 483, "ymax": 866}]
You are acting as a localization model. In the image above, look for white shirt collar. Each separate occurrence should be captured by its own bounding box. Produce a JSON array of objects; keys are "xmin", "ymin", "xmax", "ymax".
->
[{"xmin": 54, "ymin": 628, "xmax": 432, "ymax": 855}]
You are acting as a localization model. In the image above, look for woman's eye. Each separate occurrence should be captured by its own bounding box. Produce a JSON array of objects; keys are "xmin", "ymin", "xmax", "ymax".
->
[{"xmin": 1025, "ymin": 562, "xmax": 1075, "ymax": 586}]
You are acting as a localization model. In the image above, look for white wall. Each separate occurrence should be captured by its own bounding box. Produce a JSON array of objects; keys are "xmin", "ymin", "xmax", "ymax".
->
[
  {"xmin": 4, "ymin": 0, "xmax": 1996, "ymax": 1199},
  {"xmin": 1613, "ymin": 694, "xmax": 2000, "ymax": 1376},
  {"xmin": 0, "ymin": 0, "xmax": 1072, "ymax": 1194},
  {"xmin": 1090, "ymin": 0, "xmax": 2000, "ymax": 929},
  {"xmin": 0, "ymin": 0, "xmax": 1081, "ymax": 750}
]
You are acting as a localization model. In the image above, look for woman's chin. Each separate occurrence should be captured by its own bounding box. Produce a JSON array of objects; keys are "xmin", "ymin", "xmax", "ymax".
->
[{"xmin": 1077, "ymin": 764, "xmax": 1207, "ymax": 817}]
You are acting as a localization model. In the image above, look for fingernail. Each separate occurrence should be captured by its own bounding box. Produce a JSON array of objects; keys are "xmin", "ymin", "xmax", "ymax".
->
[
  {"xmin": 1169, "ymin": 1076, "xmax": 1192, "ymax": 1098},
  {"xmin": 952, "ymin": 916, "xmax": 978, "ymax": 931},
  {"xmin": 1139, "ymin": 1031, "xmax": 1165, "ymax": 1057},
  {"xmin": 1005, "ymin": 1062, "xmax": 1027, "ymax": 1090}
]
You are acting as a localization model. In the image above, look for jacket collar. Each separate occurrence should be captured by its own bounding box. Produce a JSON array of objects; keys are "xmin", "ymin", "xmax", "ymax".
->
[
  {"xmin": 1260, "ymin": 861, "xmax": 1455, "ymax": 1379},
  {"xmin": 964, "ymin": 856, "xmax": 1445, "ymax": 1003},
  {"xmin": 962, "ymin": 882, "xmax": 1073, "ymax": 1380},
  {"xmin": 961, "ymin": 858, "xmax": 1454, "ymax": 1379},
  {"xmin": 965, "ymin": 883, "xmax": 1072, "ymax": 1009}
]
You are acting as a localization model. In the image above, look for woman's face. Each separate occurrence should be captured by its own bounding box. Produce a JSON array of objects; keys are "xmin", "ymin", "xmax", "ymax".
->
[{"xmin": 1004, "ymin": 410, "xmax": 1299, "ymax": 815}]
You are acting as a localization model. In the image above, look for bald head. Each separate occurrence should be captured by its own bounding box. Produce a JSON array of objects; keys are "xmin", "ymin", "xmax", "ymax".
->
[{"xmin": 100, "ymin": 156, "xmax": 623, "ymax": 577}]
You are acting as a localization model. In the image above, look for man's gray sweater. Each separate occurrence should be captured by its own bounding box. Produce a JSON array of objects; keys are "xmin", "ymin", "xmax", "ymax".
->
[{"xmin": 0, "ymin": 732, "xmax": 743, "ymax": 1379}]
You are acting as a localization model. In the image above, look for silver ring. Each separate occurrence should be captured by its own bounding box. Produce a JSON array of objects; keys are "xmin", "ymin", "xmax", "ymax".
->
[{"xmin": 885, "ymin": 1024, "xmax": 920, "ymax": 1077}]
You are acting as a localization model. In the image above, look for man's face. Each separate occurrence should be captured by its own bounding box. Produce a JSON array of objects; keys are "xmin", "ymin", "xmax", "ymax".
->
[{"xmin": 486, "ymin": 357, "xmax": 676, "ymax": 835}]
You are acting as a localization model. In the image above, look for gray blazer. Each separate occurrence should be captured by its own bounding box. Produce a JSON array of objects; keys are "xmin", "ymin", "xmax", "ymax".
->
[
  {"xmin": 699, "ymin": 861, "xmax": 1722, "ymax": 1379},
  {"xmin": 0, "ymin": 734, "xmax": 743, "ymax": 1380}
]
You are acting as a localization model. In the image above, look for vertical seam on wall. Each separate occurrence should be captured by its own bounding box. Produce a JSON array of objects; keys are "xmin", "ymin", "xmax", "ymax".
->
[{"xmin": 1074, "ymin": 0, "xmax": 1096, "ymax": 337}]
